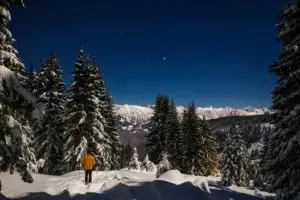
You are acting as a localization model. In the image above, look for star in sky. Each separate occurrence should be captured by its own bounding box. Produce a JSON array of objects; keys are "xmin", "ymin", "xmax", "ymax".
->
[{"xmin": 162, "ymin": 56, "xmax": 167, "ymax": 61}]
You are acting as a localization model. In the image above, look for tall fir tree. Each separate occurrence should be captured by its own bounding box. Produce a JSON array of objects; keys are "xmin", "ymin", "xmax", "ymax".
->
[
  {"xmin": 220, "ymin": 133, "xmax": 235, "ymax": 186},
  {"xmin": 84, "ymin": 56, "xmax": 110, "ymax": 170},
  {"xmin": 195, "ymin": 118, "xmax": 219, "ymax": 176},
  {"xmin": 0, "ymin": 0, "xmax": 27, "ymax": 86},
  {"xmin": 252, "ymin": 126, "xmax": 272, "ymax": 189},
  {"xmin": 120, "ymin": 143, "xmax": 133, "ymax": 168},
  {"xmin": 262, "ymin": 127, "xmax": 272, "ymax": 189},
  {"xmin": 33, "ymin": 54, "xmax": 66, "ymax": 175},
  {"xmin": 266, "ymin": 2, "xmax": 300, "ymax": 200},
  {"xmin": 0, "ymin": 0, "xmax": 36, "ymax": 189},
  {"xmin": 64, "ymin": 50, "xmax": 112, "ymax": 171},
  {"xmin": 64, "ymin": 49, "xmax": 90, "ymax": 171},
  {"xmin": 146, "ymin": 95, "xmax": 169, "ymax": 164},
  {"xmin": 180, "ymin": 104, "xmax": 219, "ymax": 175},
  {"xmin": 221, "ymin": 126, "xmax": 250, "ymax": 187},
  {"xmin": 104, "ymin": 94, "xmax": 121, "ymax": 170},
  {"xmin": 34, "ymin": 59, "xmax": 48, "ymax": 103},
  {"xmin": 165, "ymin": 100, "xmax": 181, "ymax": 169},
  {"xmin": 26, "ymin": 64, "xmax": 37, "ymax": 94},
  {"xmin": 180, "ymin": 102, "xmax": 199, "ymax": 174}
]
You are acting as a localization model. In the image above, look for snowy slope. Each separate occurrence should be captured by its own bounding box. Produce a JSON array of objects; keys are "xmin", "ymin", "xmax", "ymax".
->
[{"xmin": 0, "ymin": 170, "xmax": 274, "ymax": 200}]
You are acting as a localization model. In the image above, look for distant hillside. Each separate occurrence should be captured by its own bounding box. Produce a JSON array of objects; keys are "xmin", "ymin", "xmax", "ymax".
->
[
  {"xmin": 115, "ymin": 104, "xmax": 273, "ymax": 156},
  {"xmin": 208, "ymin": 113, "xmax": 272, "ymax": 130}
]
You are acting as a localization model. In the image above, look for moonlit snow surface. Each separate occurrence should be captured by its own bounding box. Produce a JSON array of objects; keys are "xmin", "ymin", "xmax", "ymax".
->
[{"xmin": 0, "ymin": 169, "xmax": 274, "ymax": 200}]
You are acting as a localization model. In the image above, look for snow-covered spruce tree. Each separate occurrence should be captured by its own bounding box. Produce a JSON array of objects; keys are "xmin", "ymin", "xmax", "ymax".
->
[
  {"xmin": 232, "ymin": 126, "xmax": 250, "ymax": 187},
  {"xmin": 0, "ymin": 0, "xmax": 39, "ymax": 189},
  {"xmin": 220, "ymin": 132, "xmax": 236, "ymax": 186},
  {"xmin": 261, "ymin": 126, "xmax": 271, "ymax": 189},
  {"xmin": 180, "ymin": 102, "xmax": 199, "ymax": 174},
  {"xmin": 165, "ymin": 99, "xmax": 181, "ymax": 170},
  {"xmin": 84, "ymin": 56, "xmax": 110, "ymax": 170},
  {"xmin": 141, "ymin": 154, "xmax": 156, "ymax": 172},
  {"xmin": 194, "ymin": 118, "xmax": 219, "ymax": 176},
  {"xmin": 64, "ymin": 49, "xmax": 89, "ymax": 171},
  {"xmin": 146, "ymin": 95, "xmax": 169, "ymax": 164},
  {"xmin": 156, "ymin": 153, "xmax": 172, "ymax": 178},
  {"xmin": 104, "ymin": 94, "xmax": 121, "ymax": 170},
  {"xmin": 0, "ymin": 0, "xmax": 27, "ymax": 87},
  {"xmin": 128, "ymin": 147, "xmax": 140, "ymax": 171},
  {"xmin": 120, "ymin": 143, "xmax": 133, "ymax": 168},
  {"xmin": 33, "ymin": 54, "xmax": 65, "ymax": 175},
  {"xmin": 266, "ymin": 2, "xmax": 300, "ymax": 199},
  {"xmin": 26, "ymin": 64, "xmax": 37, "ymax": 94},
  {"xmin": 252, "ymin": 127, "xmax": 272, "ymax": 189},
  {"xmin": 34, "ymin": 59, "xmax": 52, "ymax": 105},
  {"xmin": 64, "ymin": 51, "xmax": 111, "ymax": 171},
  {"xmin": 221, "ymin": 126, "xmax": 250, "ymax": 187}
]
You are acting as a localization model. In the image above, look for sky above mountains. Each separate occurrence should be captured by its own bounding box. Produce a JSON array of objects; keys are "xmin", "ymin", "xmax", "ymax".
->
[{"xmin": 11, "ymin": 0, "xmax": 285, "ymax": 107}]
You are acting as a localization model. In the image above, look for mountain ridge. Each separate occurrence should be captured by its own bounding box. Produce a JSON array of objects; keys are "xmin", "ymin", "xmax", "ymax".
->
[
  {"xmin": 114, "ymin": 104, "xmax": 272, "ymax": 155},
  {"xmin": 115, "ymin": 104, "xmax": 271, "ymax": 123}
]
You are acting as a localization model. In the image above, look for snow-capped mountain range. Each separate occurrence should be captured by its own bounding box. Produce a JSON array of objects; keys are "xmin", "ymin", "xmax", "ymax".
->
[
  {"xmin": 115, "ymin": 104, "xmax": 271, "ymax": 127},
  {"xmin": 114, "ymin": 104, "xmax": 272, "ymax": 151}
]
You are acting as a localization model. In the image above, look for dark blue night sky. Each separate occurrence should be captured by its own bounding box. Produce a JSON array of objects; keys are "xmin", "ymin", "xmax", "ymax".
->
[{"xmin": 10, "ymin": 0, "xmax": 285, "ymax": 107}]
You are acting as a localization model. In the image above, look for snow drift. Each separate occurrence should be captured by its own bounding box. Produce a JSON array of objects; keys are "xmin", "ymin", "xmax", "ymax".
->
[{"xmin": 0, "ymin": 170, "xmax": 274, "ymax": 200}]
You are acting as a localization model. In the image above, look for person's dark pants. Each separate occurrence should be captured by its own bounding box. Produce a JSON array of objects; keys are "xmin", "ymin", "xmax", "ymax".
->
[{"xmin": 85, "ymin": 170, "xmax": 92, "ymax": 184}]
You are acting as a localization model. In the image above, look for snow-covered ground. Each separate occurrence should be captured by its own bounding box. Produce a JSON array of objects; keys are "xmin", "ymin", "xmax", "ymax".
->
[{"xmin": 0, "ymin": 170, "xmax": 274, "ymax": 200}]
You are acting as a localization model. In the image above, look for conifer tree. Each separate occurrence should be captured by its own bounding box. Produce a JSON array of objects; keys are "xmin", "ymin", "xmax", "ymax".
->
[
  {"xmin": 120, "ymin": 143, "xmax": 133, "ymax": 168},
  {"xmin": 26, "ymin": 64, "xmax": 37, "ymax": 94},
  {"xmin": 64, "ymin": 49, "xmax": 90, "ymax": 171},
  {"xmin": 104, "ymin": 94, "xmax": 121, "ymax": 170},
  {"xmin": 64, "ymin": 51, "xmax": 111, "ymax": 171},
  {"xmin": 146, "ymin": 95, "xmax": 169, "ymax": 164},
  {"xmin": 252, "ymin": 127, "xmax": 271, "ymax": 189},
  {"xmin": 194, "ymin": 118, "xmax": 219, "ymax": 176},
  {"xmin": 84, "ymin": 57, "xmax": 110, "ymax": 170},
  {"xmin": 34, "ymin": 59, "xmax": 48, "ymax": 104},
  {"xmin": 262, "ymin": 127, "xmax": 271, "ymax": 189},
  {"xmin": 0, "ymin": 0, "xmax": 27, "ymax": 86},
  {"xmin": 0, "ymin": 0, "xmax": 36, "ymax": 188},
  {"xmin": 34, "ymin": 55, "xmax": 65, "ymax": 175},
  {"xmin": 266, "ymin": 2, "xmax": 300, "ymax": 199},
  {"xmin": 156, "ymin": 153, "xmax": 172, "ymax": 178},
  {"xmin": 180, "ymin": 102, "xmax": 199, "ymax": 174},
  {"xmin": 220, "ymin": 133, "xmax": 236, "ymax": 186},
  {"xmin": 165, "ymin": 100, "xmax": 181, "ymax": 169},
  {"xmin": 221, "ymin": 126, "xmax": 250, "ymax": 187},
  {"xmin": 140, "ymin": 154, "xmax": 155, "ymax": 172},
  {"xmin": 128, "ymin": 147, "xmax": 140, "ymax": 171}
]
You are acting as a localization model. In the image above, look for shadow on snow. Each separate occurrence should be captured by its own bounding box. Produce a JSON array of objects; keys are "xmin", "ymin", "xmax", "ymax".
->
[{"xmin": 0, "ymin": 181, "xmax": 264, "ymax": 200}]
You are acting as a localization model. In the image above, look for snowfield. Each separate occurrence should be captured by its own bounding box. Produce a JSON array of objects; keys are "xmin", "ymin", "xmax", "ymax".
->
[{"xmin": 0, "ymin": 170, "xmax": 274, "ymax": 200}]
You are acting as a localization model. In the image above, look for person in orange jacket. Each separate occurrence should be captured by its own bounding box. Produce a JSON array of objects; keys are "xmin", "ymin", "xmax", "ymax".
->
[{"xmin": 80, "ymin": 151, "xmax": 96, "ymax": 184}]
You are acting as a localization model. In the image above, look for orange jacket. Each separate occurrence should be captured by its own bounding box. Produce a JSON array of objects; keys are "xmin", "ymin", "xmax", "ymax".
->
[{"xmin": 80, "ymin": 154, "xmax": 96, "ymax": 170}]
